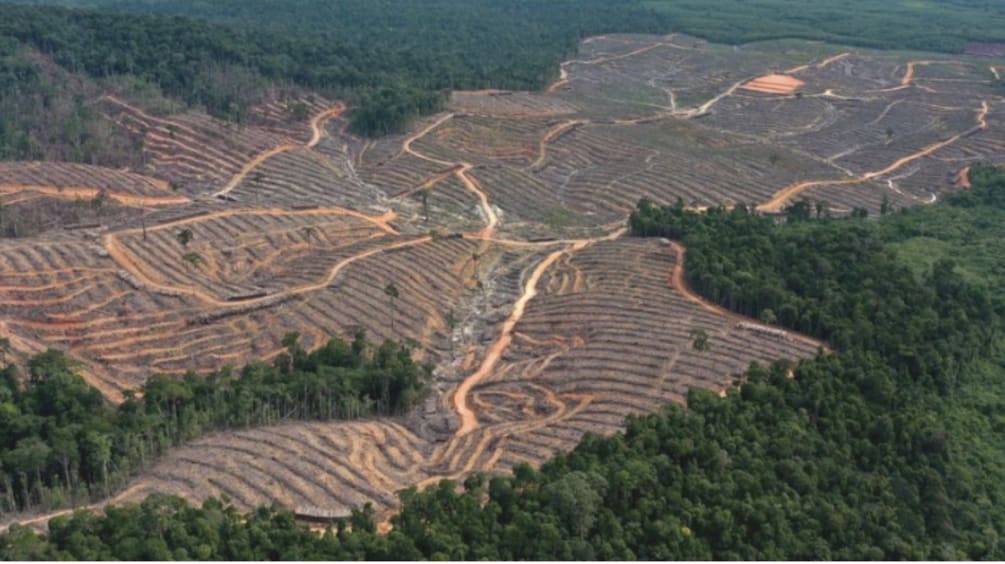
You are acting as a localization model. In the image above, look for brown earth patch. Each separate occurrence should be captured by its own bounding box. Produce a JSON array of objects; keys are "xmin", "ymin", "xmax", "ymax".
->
[{"xmin": 741, "ymin": 74, "xmax": 805, "ymax": 94}]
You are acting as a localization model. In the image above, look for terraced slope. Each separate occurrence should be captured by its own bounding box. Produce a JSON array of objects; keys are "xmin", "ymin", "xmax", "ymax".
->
[{"xmin": 2, "ymin": 33, "xmax": 1003, "ymax": 528}]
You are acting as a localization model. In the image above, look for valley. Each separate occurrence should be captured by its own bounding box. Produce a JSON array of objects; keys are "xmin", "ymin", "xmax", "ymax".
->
[{"xmin": 2, "ymin": 32, "xmax": 1004, "ymax": 529}]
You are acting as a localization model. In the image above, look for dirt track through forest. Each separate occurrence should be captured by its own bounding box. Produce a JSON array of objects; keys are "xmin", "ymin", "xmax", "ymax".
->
[
  {"xmin": 668, "ymin": 241, "xmax": 827, "ymax": 351},
  {"xmin": 546, "ymin": 66, "xmax": 570, "ymax": 93}
]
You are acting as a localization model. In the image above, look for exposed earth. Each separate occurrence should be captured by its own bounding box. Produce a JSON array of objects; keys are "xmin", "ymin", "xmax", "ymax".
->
[{"xmin": 2, "ymin": 33, "xmax": 1003, "ymax": 526}]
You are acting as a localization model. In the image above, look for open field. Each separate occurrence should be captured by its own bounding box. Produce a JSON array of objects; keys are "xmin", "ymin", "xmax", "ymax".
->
[{"xmin": 2, "ymin": 33, "xmax": 1003, "ymax": 527}]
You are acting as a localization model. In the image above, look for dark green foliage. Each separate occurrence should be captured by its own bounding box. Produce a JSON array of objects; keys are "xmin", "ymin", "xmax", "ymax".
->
[
  {"xmin": 629, "ymin": 199, "xmax": 997, "ymax": 392},
  {"xmin": 0, "ymin": 37, "xmax": 139, "ymax": 165},
  {"xmin": 0, "ymin": 0, "xmax": 668, "ymax": 140},
  {"xmin": 645, "ymin": 0, "xmax": 1005, "ymax": 53},
  {"xmin": 0, "ymin": 332, "xmax": 429, "ymax": 515},
  {"xmin": 2, "ymin": 0, "xmax": 1004, "ymax": 156},
  {"xmin": 7, "ymin": 170, "xmax": 1005, "ymax": 560}
]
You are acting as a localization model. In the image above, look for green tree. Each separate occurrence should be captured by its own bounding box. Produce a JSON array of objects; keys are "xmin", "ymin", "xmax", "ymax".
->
[
  {"xmin": 181, "ymin": 252, "xmax": 203, "ymax": 268},
  {"xmin": 690, "ymin": 328, "xmax": 709, "ymax": 352},
  {"xmin": 177, "ymin": 228, "xmax": 194, "ymax": 248},
  {"xmin": 384, "ymin": 282, "xmax": 400, "ymax": 334},
  {"xmin": 0, "ymin": 337, "xmax": 9, "ymax": 366}
]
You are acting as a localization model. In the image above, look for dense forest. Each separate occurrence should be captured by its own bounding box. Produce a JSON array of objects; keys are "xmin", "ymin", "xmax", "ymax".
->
[
  {"xmin": 5, "ymin": 167, "xmax": 1005, "ymax": 559},
  {"xmin": 3, "ymin": 0, "xmax": 1005, "ymax": 160},
  {"xmin": 23, "ymin": 0, "xmax": 1005, "ymax": 54},
  {"xmin": 644, "ymin": 0, "xmax": 1005, "ymax": 53},
  {"xmin": 0, "ymin": 0, "xmax": 667, "ymax": 153},
  {"xmin": 0, "ymin": 332, "xmax": 430, "ymax": 515}
]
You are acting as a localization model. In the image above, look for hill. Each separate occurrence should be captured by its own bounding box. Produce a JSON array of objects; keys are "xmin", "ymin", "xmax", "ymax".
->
[{"xmin": 4, "ymin": 165, "xmax": 1005, "ymax": 560}]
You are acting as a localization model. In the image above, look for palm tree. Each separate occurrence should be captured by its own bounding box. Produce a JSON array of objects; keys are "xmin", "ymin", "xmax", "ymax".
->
[
  {"xmin": 420, "ymin": 188, "xmax": 431, "ymax": 222},
  {"xmin": 690, "ymin": 328, "xmax": 710, "ymax": 352},
  {"xmin": 303, "ymin": 226, "xmax": 318, "ymax": 247},
  {"xmin": 384, "ymin": 282, "xmax": 400, "ymax": 333},
  {"xmin": 177, "ymin": 228, "xmax": 194, "ymax": 248}
]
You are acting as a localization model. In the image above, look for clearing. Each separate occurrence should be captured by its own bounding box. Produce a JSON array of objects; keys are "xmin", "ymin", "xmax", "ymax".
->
[{"xmin": 3, "ymin": 32, "xmax": 1003, "ymax": 530}]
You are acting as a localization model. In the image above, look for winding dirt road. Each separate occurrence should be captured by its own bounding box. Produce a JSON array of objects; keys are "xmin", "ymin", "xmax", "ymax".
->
[
  {"xmin": 399, "ymin": 112, "xmax": 499, "ymax": 238},
  {"xmin": 528, "ymin": 120, "xmax": 586, "ymax": 170},
  {"xmin": 213, "ymin": 104, "xmax": 346, "ymax": 198},
  {"xmin": 546, "ymin": 66, "xmax": 570, "ymax": 93},
  {"xmin": 449, "ymin": 228, "xmax": 625, "ymax": 437},
  {"xmin": 668, "ymin": 241, "xmax": 827, "ymax": 351},
  {"xmin": 757, "ymin": 100, "xmax": 990, "ymax": 212},
  {"xmin": 786, "ymin": 52, "xmax": 851, "ymax": 74},
  {"xmin": 103, "ymin": 207, "xmax": 411, "ymax": 307}
]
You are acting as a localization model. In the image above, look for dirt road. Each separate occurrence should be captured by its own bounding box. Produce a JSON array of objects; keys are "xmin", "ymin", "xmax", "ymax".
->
[
  {"xmin": 213, "ymin": 105, "xmax": 345, "ymax": 198},
  {"xmin": 757, "ymin": 100, "xmax": 990, "ymax": 212},
  {"xmin": 668, "ymin": 240, "xmax": 827, "ymax": 351},
  {"xmin": 0, "ymin": 185, "xmax": 190, "ymax": 207}
]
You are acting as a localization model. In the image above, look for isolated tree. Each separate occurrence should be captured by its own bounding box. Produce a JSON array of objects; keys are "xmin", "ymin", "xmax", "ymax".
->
[
  {"xmin": 302, "ymin": 225, "xmax": 318, "ymax": 247},
  {"xmin": 471, "ymin": 251, "xmax": 485, "ymax": 293},
  {"xmin": 690, "ymin": 328, "xmax": 710, "ymax": 352},
  {"xmin": 814, "ymin": 201, "xmax": 828, "ymax": 220},
  {"xmin": 880, "ymin": 195, "xmax": 892, "ymax": 216},
  {"xmin": 181, "ymin": 252, "xmax": 203, "ymax": 269},
  {"xmin": 420, "ymin": 188, "xmax": 431, "ymax": 222},
  {"xmin": 177, "ymin": 228, "xmax": 194, "ymax": 248},
  {"xmin": 91, "ymin": 189, "xmax": 108, "ymax": 216},
  {"xmin": 384, "ymin": 282, "xmax": 400, "ymax": 333},
  {"xmin": 290, "ymin": 102, "xmax": 310, "ymax": 122},
  {"xmin": 0, "ymin": 337, "xmax": 9, "ymax": 367},
  {"xmin": 759, "ymin": 308, "xmax": 778, "ymax": 325},
  {"xmin": 445, "ymin": 309, "xmax": 458, "ymax": 359}
]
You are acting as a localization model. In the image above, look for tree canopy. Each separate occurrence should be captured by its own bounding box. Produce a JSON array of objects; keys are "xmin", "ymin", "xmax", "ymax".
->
[
  {"xmin": 6, "ymin": 167, "xmax": 1005, "ymax": 560},
  {"xmin": 0, "ymin": 332, "xmax": 429, "ymax": 516}
]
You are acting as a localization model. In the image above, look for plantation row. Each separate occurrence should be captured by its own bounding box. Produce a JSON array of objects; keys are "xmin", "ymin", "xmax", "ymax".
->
[
  {"xmin": 0, "ymin": 223, "xmax": 483, "ymax": 392},
  {"xmin": 249, "ymin": 94, "xmax": 340, "ymax": 144},
  {"xmin": 229, "ymin": 149, "xmax": 381, "ymax": 208},
  {"xmin": 0, "ymin": 162, "xmax": 170, "ymax": 198},
  {"xmin": 122, "ymin": 419, "xmax": 432, "ymax": 519},
  {"xmin": 41, "ymin": 236, "xmax": 817, "ymax": 521},
  {"xmin": 97, "ymin": 97, "xmax": 304, "ymax": 191},
  {"xmin": 450, "ymin": 90, "xmax": 581, "ymax": 118},
  {"xmin": 424, "ymin": 115, "xmax": 560, "ymax": 165},
  {"xmin": 0, "ymin": 332, "xmax": 431, "ymax": 517},
  {"xmin": 110, "ymin": 210, "xmax": 391, "ymax": 300}
]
